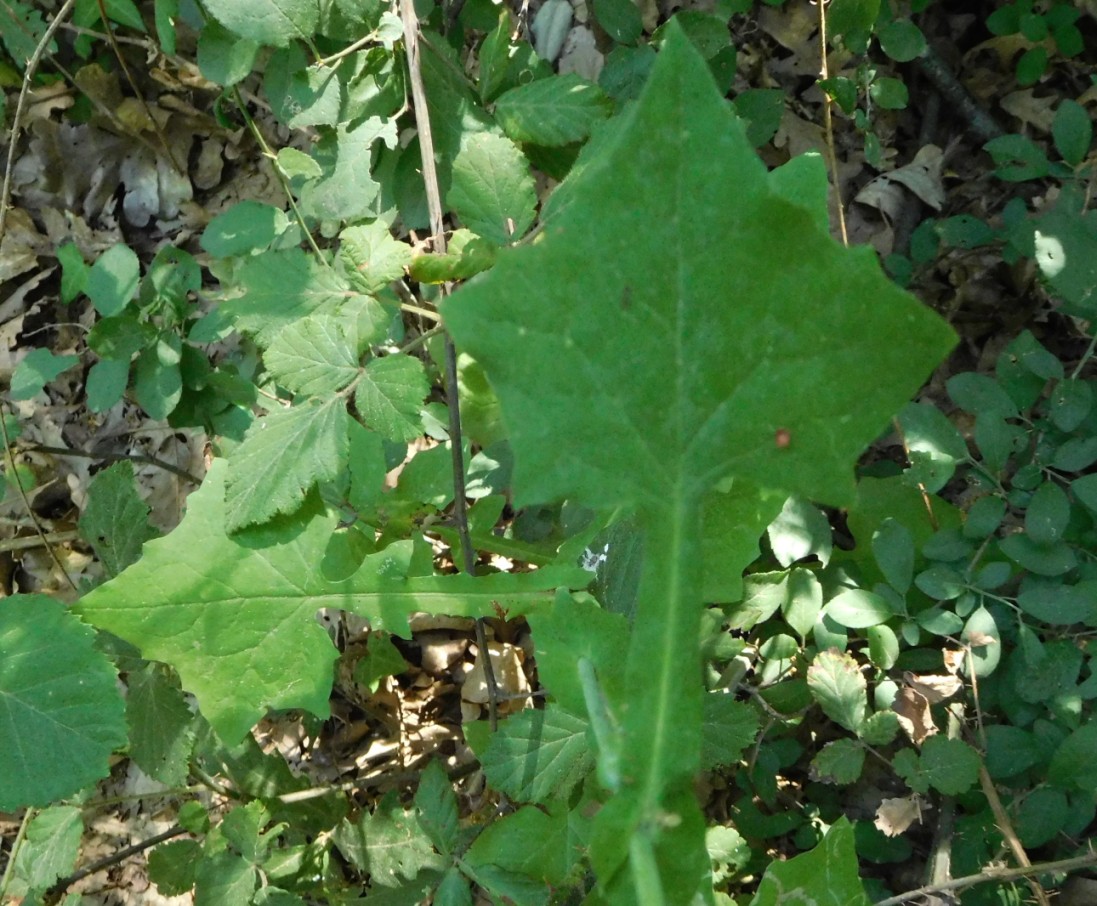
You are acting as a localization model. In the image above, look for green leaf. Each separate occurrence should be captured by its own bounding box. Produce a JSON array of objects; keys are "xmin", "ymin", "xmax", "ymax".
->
[
  {"xmin": 223, "ymin": 248, "xmax": 366, "ymax": 347},
  {"xmin": 807, "ymin": 649, "xmax": 867, "ymax": 732},
  {"xmin": 443, "ymin": 40, "xmax": 954, "ymax": 515},
  {"xmin": 333, "ymin": 791, "xmax": 446, "ymax": 882},
  {"xmin": 872, "ymin": 517, "xmax": 914, "ymax": 593},
  {"xmin": 877, "ymin": 19, "xmax": 926, "ymax": 62},
  {"xmin": 201, "ymin": 201, "xmax": 286, "ymax": 256},
  {"xmin": 826, "ymin": 0, "xmax": 879, "ymax": 41},
  {"xmin": 1025, "ymin": 480, "xmax": 1070, "ymax": 545},
  {"xmin": 962, "ymin": 605, "xmax": 1001, "ymax": 677},
  {"xmin": 984, "ymin": 133, "xmax": 1051, "ymax": 181},
  {"xmin": 197, "ymin": 18, "xmax": 259, "ymax": 86},
  {"xmin": 299, "ymin": 117, "xmax": 396, "ymax": 224},
  {"xmin": 78, "ymin": 461, "xmax": 158, "ymax": 576},
  {"xmin": 750, "ymin": 818, "xmax": 868, "ymax": 906},
  {"xmin": 194, "ymin": 851, "xmax": 257, "ymax": 905},
  {"xmin": 86, "ymin": 357, "xmax": 131, "ymax": 412},
  {"xmin": 414, "ymin": 760, "xmax": 459, "ymax": 856},
  {"xmin": 355, "ymin": 355, "xmax": 429, "ymax": 442},
  {"xmin": 126, "ymin": 664, "xmax": 196, "ymax": 786},
  {"xmin": 57, "ymin": 242, "xmax": 88, "ymax": 303},
  {"xmin": 1053, "ymin": 99, "xmax": 1093, "ymax": 167},
  {"xmin": 478, "ymin": 706, "xmax": 594, "ymax": 803},
  {"xmin": 265, "ymin": 315, "xmax": 359, "ymax": 396},
  {"xmin": 701, "ymin": 693, "xmax": 760, "ymax": 771},
  {"xmin": 0, "ymin": 596, "xmax": 127, "ymax": 809},
  {"xmin": 10, "ymin": 348, "xmax": 79, "ymax": 400},
  {"xmin": 528, "ymin": 590, "xmax": 629, "ymax": 720},
  {"xmin": 810, "ymin": 738, "xmax": 864, "ymax": 785},
  {"xmin": 340, "ymin": 221, "xmax": 414, "ymax": 294},
  {"xmin": 593, "ymin": 0, "xmax": 643, "ymax": 44},
  {"xmin": 443, "ymin": 25, "xmax": 952, "ymax": 899},
  {"xmin": 1049, "ymin": 378, "xmax": 1092, "ymax": 431},
  {"xmin": 464, "ymin": 802, "xmax": 579, "ymax": 888},
  {"xmin": 1048, "ymin": 722, "xmax": 1097, "ymax": 792},
  {"xmin": 767, "ymin": 495, "xmax": 832, "ymax": 568},
  {"xmin": 494, "ymin": 73, "xmax": 613, "ymax": 147},
  {"xmin": 4, "ymin": 806, "xmax": 83, "ymax": 898},
  {"xmin": 781, "ymin": 567, "xmax": 823, "ymax": 639},
  {"xmin": 859, "ymin": 710, "xmax": 900, "ymax": 745},
  {"xmin": 149, "ymin": 837, "xmax": 202, "ymax": 895},
  {"xmin": 895, "ymin": 736, "xmax": 980, "ymax": 795},
  {"xmin": 896, "ymin": 401, "xmax": 967, "ymax": 492},
  {"xmin": 225, "ymin": 399, "xmax": 350, "ymax": 531},
  {"xmin": 86, "ymin": 242, "xmax": 140, "ymax": 316},
  {"xmin": 77, "ymin": 462, "xmax": 584, "ymax": 740},
  {"xmin": 134, "ymin": 334, "xmax": 183, "ymax": 419},
  {"xmin": 447, "ymin": 131, "xmax": 537, "ymax": 244},
  {"xmin": 826, "ymin": 588, "xmax": 896, "ymax": 629},
  {"xmin": 204, "ymin": 0, "xmax": 319, "ymax": 47}
]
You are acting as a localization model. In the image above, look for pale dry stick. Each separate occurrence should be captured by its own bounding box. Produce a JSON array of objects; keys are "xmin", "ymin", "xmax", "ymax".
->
[
  {"xmin": 0, "ymin": 0, "xmax": 81, "ymax": 594},
  {"xmin": 399, "ymin": 0, "xmax": 501, "ymax": 730},
  {"xmin": 0, "ymin": 529, "xmax": 81, "ymax": 553},
  {"xmin": 816, "ymin": 0, "xmax": 849, "ymax": 247},
  {"xmin": 873, "ymin": 850, "xmax": 1097, "ymax": 906},
  {"xmin": 976, "ymin": 758, "xmax": 1051, "ymax": 906}
]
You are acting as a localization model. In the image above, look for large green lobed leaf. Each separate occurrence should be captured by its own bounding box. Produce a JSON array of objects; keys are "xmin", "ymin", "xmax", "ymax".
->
[{"xmin": 76, "ymin": 461, "xmax": 586, "ymax": 740}]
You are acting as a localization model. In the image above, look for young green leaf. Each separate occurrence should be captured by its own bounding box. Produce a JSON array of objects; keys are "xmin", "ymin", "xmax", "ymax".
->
[
  {"xmin": 10, "ymin": 348, "xmax": 79, "ymax": 400},
  {"xmin": 414, "ymin": 760, "xmax": 460, "ymax": 856},
  {"xmin": 1052, "ymin": 99, "xmax": 1093, "ymax": 167},
  {"xmin": 750, "ymin": 818, "xmax": 869, "ymax": 906},
  {"xmin": 355, "ymin": 355, "xmax": 430, "ymax": 442},
  {"xmin": 225, "ymin": 399, "xmax": 350, "ymax": 531},
  {"xmin": 85, "ymin": 242, "xmax": 140, "ymax": 316},
  {"xmin": 264, "ymin": 315, "xmax": 359, "ymax": 397},
  {"xmin": 810, "ymin": 739, "xmax": 865, "ymax": 785},
  {"xmin": 204, "ymin": 0, "xmax": 318, "ymax": 48},
  {"xmin": 807, "ymin": 649, "xmax": 867, "ymax": 732},
  {"xmin": 493, "ymin": 74, "xmax": 613, "ymax": 147},
  {"xmin": 448, "ymin": 131, "xmax": 537, "ymax": 244},
  {"xmin": 477, "ymin": 707, "xmax": 595, "ymax": 803},
  {"xmin": 78, "ymin": 461, "xmax": 158, "ymax": 576},
  {"xmin": 340, "ymin": 220, "xmax": 414, "ymax": 294}
]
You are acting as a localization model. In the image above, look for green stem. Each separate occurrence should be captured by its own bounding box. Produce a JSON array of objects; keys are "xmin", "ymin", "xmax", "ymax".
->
[{"xmin": 623, "ymin": 500, "xmax": 703, "ymax": 809}]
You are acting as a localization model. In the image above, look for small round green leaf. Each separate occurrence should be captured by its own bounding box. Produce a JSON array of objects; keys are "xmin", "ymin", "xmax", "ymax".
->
[
  {"xmin": 877, "ymin": 19, "xmax": 926, "ymax": 62},
  {"xmin": 1052, "ymin": 99, "xmax": 1093, "ymax": 167},
  {"xmin": 826, "ymin": 588, "xmax": 896, "ymax": 629},
  {"xmin": 1025, "ymin": 481, "xmax": 1070, "ymax": 545},
  {"xmin": 85, "ymin": 243, "xmax": 140, "ymax": 317}
]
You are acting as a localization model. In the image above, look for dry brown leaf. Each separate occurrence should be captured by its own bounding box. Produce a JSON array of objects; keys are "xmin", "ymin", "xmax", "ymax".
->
[
  {"xmin": 893, "ymin": 685, "xmax": 937, "ymax": 744},
  {"xmin": 875, "ymin": 795, "xmax": 926, "ymax": 837},
  {"xmin": 903, "ymin": 671, "xmax": 964, "ymax": 704}
]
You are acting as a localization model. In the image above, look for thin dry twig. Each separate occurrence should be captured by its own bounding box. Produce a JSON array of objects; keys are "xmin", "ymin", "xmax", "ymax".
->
[
  {"xmin": 816, "ymin": 0, "xmax": 849, "ymax": 247},
  {"xmin": 873, "ymin": 850, "xmax": 1097, "ymax": 906},
  {"xmin": 398, "ymin": 0, "xmax": 501, "ymax": 730},
  {"xmin": 0, "ymin": 0, "xmax": 81, "ymax": 594}
]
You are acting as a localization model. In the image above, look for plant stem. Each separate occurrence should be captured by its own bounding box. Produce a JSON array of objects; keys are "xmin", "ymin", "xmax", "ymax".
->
[{"xmin": 874, "ymin": 851, "xmax": 1097, "ymax": 906}]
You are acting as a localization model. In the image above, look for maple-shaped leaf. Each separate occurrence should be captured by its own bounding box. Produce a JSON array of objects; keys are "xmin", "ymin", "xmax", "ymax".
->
[
  {"xmin": 75, "ymin": 461, "xmax": 587, "ymax": 741},
  {"xmin": 441, "ymin": 23, "xmax": 954, "ymax": 902}
]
